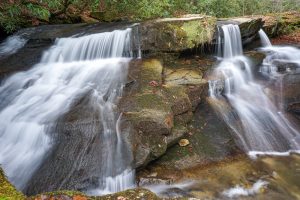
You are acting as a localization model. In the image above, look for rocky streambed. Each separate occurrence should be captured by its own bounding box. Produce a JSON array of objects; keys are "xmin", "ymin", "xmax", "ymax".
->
[{"xmin": 0, "ymin": 12, "xmax": 300, "ymax": 200}]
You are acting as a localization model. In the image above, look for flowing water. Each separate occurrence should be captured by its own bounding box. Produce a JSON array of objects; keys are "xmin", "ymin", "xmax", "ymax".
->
[
  {"xmin": 209, "ymin": 25, "xmax": 300, "ymax": 153},
  {"xmin": 0, "ymin": 27, "xmax": 137, "ymax": 193},
  {"xmin": 258, "ymin": 29, "xmax": 272, "ymax": 47},
  {"xmin": 0, "ymin": 35, "xmax": 27, "ymax": 58}
]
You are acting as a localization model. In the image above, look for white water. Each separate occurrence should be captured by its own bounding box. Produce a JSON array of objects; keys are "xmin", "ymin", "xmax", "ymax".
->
[
  {"xmin": 259, "ymin": 29, "xmax": 272, "ymax": 47},
  {"xmin": 222, "ymin": 25, "xmax": 243, "ymax": 58},
  {"xmin": 0, "ymin": 35, "xmax": 27, "ymax": 57},
  {"xmin": 209, "ymin": 25, "xmax": 300, "ymax": 152},
  {"xmin": 0, "ymin": 28, "xmax": 136, "ymax": 192},
  {"xmin": 222, "ymin": 180, "xmax": 268, "ymax": 198},
  {"xmin": 249, "ymin": 150, "xmax": 300, "ymax": 159},
  {"xmin": 144, "ymin": 181, "xmax": 196, "ymax": 198}
]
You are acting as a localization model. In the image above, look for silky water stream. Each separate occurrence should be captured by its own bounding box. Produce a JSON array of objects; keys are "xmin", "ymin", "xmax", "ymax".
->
[
  {"xmin": 144, "ymin": 26, "xmax": 300, "ymax": 199},
  {"xmin": 0, "ymin": 27, "xmax": 140, "ymax": 194}
]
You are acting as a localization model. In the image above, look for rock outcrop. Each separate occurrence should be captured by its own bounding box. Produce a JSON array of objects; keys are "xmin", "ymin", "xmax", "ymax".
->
[
  {"xmin": 120, "ymin": 58, "xmax": 208, "ymax": 168},
  {"xmin": 261, "ymin": 11, "xmax": 300, "ymax": 37},
  {"xmin": 140, "ymin": 15, "xmax": 216, "ymax": 53}
]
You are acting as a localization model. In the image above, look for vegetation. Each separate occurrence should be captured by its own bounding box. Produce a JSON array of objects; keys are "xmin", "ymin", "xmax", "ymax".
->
[
  {"xmin": 0, "ymin": 0, "xmax": 299, "ymax": 33},
  {"xmin": 0, "ymin": 167, "xmax": 25, "ymax": 200}
]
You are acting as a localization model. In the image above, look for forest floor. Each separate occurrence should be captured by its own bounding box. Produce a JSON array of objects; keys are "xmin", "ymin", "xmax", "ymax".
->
[{"xmin": 271, "ymin": 28, "xmax": 300, "ymax": 45}]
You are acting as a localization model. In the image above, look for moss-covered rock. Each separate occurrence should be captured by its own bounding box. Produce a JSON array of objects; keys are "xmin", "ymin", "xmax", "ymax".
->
[
  {"xmin": 120, "ymin": 58, "xmax": 208, "ymax": 168},
  {"xmin": 140, "ymin": 15, "xmax": 216, "ymax": 53},
  {"xmin": 261, "ymin": 11, "xmax": 300, "ymax": 37},
  {"xmin": 93, "ymin": 188, "xmax": 160, "ymax": 200},
  {"xmin": 28, "ymin": 188, "xmax": 160, "ymax": 200},
  {"xmin": 0, "ymin": 167, "xmax": 25, "ymax": 200}
]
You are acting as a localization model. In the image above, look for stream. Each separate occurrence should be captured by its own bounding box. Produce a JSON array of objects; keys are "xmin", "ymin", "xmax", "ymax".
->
[{"xmin": 0, "ymin": 21, "xmax": 299, "ymax": 200}]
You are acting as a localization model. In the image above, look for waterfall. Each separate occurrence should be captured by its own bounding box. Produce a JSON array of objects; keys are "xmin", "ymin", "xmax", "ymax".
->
[
  {"xmin": 209, "ymin": 25, "xmax": 300, "ymax": 153},
  {"xmin": 258, "ymin": 29, "xmax": 272, "ymax": 47},
  {"xmin": 0, "ymin": 27, "xmax": 137, "ymax": 193},
  {"xmin": 218, "ymin": 24, "xmax": 243, "ymax": 58}
]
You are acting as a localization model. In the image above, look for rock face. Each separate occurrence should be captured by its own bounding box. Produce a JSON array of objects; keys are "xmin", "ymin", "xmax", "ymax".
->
[
  {"xmin": 25, "ymin": 98, "xmax": 109, "ymax": 194},
  {"xmin": 143, "ymin": 99, "xmax": 242, "ymax": 171},
  {"xmin": 120, "ymin": 58, "xmax": 209, "ymax": 168},
  {"xmin": 262, "ymin": 11, "xmax": 300, "ymax": 37},
  {"xmin": 140, "ymin": 15, "xmax": 216, "ymax": 53},
  {"xmin": 283, "ymin": 72, "xmax": 300, "ymax": 116}
]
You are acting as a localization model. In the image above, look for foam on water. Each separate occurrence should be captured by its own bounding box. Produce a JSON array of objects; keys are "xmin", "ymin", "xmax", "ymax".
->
[{"xmin": 222, "ymin": 180, "xmax": 268, "ymax": 198}]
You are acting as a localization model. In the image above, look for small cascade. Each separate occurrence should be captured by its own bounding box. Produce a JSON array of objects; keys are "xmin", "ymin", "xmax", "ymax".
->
[
  {"xmin": 0, "ymin": 27, "xmax": 138, "ymax": 193},
  {"xmin": 209, "ymin": 25, "xmax": 300, "ymax": 152},
  {"xmin": 42, "ymin": 28, "xmax": 133, "ymax": 62},
  {"xmin": 220, "ymin": 24, "xmax": 243, "ymax": 58},
  {"xmin": 258, "ymin": 29, "xmax": 272, "ymax": 47}
]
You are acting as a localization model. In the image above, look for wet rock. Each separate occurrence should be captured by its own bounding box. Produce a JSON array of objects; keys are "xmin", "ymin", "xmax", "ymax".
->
[
  {"xmin": 271, "ymin": 60, "xmax": 298, "ymax": 72},
  {"xmin": 287, "ymin": 103, "xmax": 300, "ymax": 120},
  {"xmin": 244, "ymin": 51, "xmax": 266, "ymax": 67},
  {"xmin": 120, "ymin": 59, "xmax": 207, "ymax": 168},
  {"xmin": 140, "ymin": 15, "xmax": 216, "ymax": 53},
  {"xmin": 0, "ymin": 38, "xmax": 52, "ymax": 80},
  {"xmin": 149, "ymin": 99, "xmax": 242, "ymax": 170},
  {"xmin": 282, "ymin": 72, "xmax": 300, "ymax": 107},
  {"xmin": 25, "ymin": 94, "xmax": 133, "ymax": 195}
]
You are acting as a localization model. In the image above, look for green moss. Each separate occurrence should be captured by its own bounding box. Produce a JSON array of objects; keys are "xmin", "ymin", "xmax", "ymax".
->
[
  {"xmin": 135, "ymin": 93, "xmax": 170, "ymax": 112},
  {"xmin": 34, "ymin": 190, "xmax": 85, "ymax": 197},
  {"xmin": 181, "ymin": 18, "xmax": 215, "ymax": 48},
  {"xmin": 140, "ymin": 59, "xmax": 163, "ymax": 91},
  {"xmin": 0, "ymin": 168, "xmax": 25, "ymax": 200},
  {"xmin": 92, "ymin": 188, "xmax": 160, "ymax": 200},
  {"xmin": 264, "ymin": 12, "xmax": 300, "ymax": 37}
]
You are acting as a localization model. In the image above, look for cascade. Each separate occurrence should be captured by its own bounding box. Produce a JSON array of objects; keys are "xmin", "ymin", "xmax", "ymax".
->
[
  {"xmin": 209, "ymin": 25, "xmax": 300, "ymax": 152},
  {"xmin": 258, "ymin": 29, "xmax": 272, "ymax": 47},
  {"xmin": 0, "ymin": 27, "xmax": 138, "ymax": 193}
]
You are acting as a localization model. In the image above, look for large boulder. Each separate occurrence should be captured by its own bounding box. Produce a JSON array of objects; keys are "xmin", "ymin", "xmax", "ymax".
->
[
  {"xmin": 144, "ymin": 98, "xmax": 243, "ymax": 171},
  {"xmin": 140, "ymin": 15, "xmax": 216, "ymax": 53},
  {"xmin": 120, "ymin": 58, "xmax": 208, "ymax": 168}
]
